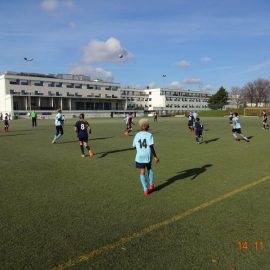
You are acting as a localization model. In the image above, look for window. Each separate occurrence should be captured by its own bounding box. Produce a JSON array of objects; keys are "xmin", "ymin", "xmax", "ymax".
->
[{"xmin": 55, "ymin": 82, "xmax": 62, "ymax": 87}]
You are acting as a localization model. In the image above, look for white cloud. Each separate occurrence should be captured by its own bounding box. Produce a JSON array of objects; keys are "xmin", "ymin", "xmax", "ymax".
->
[
  {"xmin": 83, "ymin": 37, "xmax": 133, "ymax": 63},
  {"xmin": 41, "ymin": 0, "xmax": 75, "ymax": 12},
  {"xmin": 68, "ymin": 21, "xmax": 76, "ymax": 29},
  {"xmin": 69, "ymin": 64, "xmax": 113, "ymax": 81},
  {"xmin": 203, "ymin": 84, "xmax": 213, "ymax": 91},
  {"xmin": 177, "ymin": 60, "xmax": 192, "ymax": 68},
  {"xmin": 201, "ymin": 57, "xmax": 211, "ymax": 64},
  {"xmin": 183, "ymin": 78, "xmax": 202, "ymax": 84},
  {"xmin": 170, "ymin": 81, "xmax": 183, "ymax": 89},
  {"xmin": 41, "ymin": 0, "xmax": 59, "ymax": 11}
]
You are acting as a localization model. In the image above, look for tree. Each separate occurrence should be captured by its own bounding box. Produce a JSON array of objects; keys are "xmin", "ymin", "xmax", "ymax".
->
[
  {"xmin": 242, "ymin": 82, "xmax": 256, "ymax": 107},
  {"xmin": 230, "ymin": 86, "xmax": 244, "ymax": 108},
  {"xmin": 208, "ymin": 86, "xmax": 229, "ymax": 110}
]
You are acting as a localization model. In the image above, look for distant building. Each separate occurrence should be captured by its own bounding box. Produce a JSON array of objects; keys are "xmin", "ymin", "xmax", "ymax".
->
[{"xmin": 0, "ymin": 71, "xmax": 211, "ymax": 115}]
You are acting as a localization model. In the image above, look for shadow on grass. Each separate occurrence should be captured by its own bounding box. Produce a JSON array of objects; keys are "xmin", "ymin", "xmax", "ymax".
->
[
  {"xmin": 156, "ymin": 164, "xmax": 213, "ymax": 192},
  {"xmin": 97, "ymin": 147, "xmax": 134, "ymax": 158},
  {"xmin": 90, "ymin": 136, "xmax": 114, "ymax": 141},
  {"xmin": 204, "ymin": 138, "xmax": 219, "ymax": 144},
  {"xmin": 0, "ymin": 133, "xmax": 29, "ymax": 137}
]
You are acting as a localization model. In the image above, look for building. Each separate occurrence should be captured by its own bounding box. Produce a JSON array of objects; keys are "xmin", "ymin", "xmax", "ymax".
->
[
  {"xmin": 0, "ymin": 71, "xmax": 125, "ymax": 115},
  {"xmin": 121, "ymin": 87, "xmax": 210, "ymax": 114},
  {"xmin": 0, "ymin": 71, "xmax": 210, "ymax": 116}
]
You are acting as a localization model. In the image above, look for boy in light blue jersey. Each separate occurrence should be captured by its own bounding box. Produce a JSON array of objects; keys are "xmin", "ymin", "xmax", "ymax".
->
[
  {"xmin": 133, "ymin": 118, "xmax": 159, "ymax": 196},
  {"xmin": 52, "ymin": 109, "xmax": 65, "ymax": 144},
  {"xmin": 232, "ymin": 112, "xmax": 250, "ymax": 142}
]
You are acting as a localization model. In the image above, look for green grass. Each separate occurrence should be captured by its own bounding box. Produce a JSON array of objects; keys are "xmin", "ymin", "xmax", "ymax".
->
[
  {"xmin": 1, "ymin": 117, "xmax": 270, "ymax": 270},
  {"xmin": 199, "ymin": 108, "xmax": 244, "ymax": 117}
]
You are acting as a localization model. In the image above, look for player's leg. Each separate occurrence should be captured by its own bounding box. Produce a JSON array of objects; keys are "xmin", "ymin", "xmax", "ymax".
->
[
  {"xmin": 137, "ymin": 163, "xmax": 149, "ymax": 196},
  {"xmin": 147, "ymin": 163, "xmax": 155, "ymax": 191},
  {"xmin": 79, "ymin": 141, "xmax": 85, "ymax": 157},
  {"xmin": 84, "ymin": 141, "xmax": 94, "ymax": 158},
  {"xmin": 239, "ymin": 132, "xmax": 249, "ymax": 142}
]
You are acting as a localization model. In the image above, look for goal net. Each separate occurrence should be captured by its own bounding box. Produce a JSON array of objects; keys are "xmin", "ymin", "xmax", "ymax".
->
[{"xmin": 244, "ymin": 107, "xmax": 270, "ymax": 116}]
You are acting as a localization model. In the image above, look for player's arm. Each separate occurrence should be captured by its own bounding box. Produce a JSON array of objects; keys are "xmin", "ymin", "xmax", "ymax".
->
[{"xmin": 150, "ymin": 144, "xmax": 159, "ymax": 163}]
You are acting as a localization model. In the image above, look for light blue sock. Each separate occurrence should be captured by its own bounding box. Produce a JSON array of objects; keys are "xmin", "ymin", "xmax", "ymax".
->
[
  {"xmin": 140, "ymin": 175, "xmax": 148, "ymax": 191},
  {"xmin": 148, "ymin": 169, "xmax": 154, "ymax": 185},
  {"xmin": 55, "ymin": 134, "xmax": 62, "ymax": 141}
]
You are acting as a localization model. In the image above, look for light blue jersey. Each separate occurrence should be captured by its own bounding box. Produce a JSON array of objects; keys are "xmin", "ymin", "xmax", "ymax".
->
[
  {"xmin": 233, "ymin": 116, "xmax": 241, "ymax": 129},
  {"xmin": 133, "ymin": 131, "xmax": 154, "ymax": 163},
  {"xmin": 55, "ymin": 113, "xmax": 64, "ymax": 126}
]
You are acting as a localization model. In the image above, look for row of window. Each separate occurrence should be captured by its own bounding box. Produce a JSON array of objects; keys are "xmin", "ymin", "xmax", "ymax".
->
[
  {"xmin": 166, "ymin": 104, "xmax": 208, "ymax": 108},
  {"xmin": 166, "ymin": 98, "xmax": 209, "ymax": 102},
  {"xmin": 9, "ymin": 80, "xmax": 118, "ymax": 91},
  {"xmin": 161, "ymin": 91, "xmax": 209, "ymax": 98}
]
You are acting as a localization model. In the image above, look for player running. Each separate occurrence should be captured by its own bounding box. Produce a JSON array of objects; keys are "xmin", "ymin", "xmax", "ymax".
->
[
  {"xmin": 187, "ymin": 112, "xmax": 195, "ymax": 132},
  {"xmin": 133, "ymin": 118, "xmax": 159, "ymax": 196},
  {"xmin": 262, "ymin": 110, "xmax": 269, "ymax": 130},
  {"xmin": 124, "ymin": 112, "xmax": 134, "ymax": 136},
  {"xmin": 52, "ymin": 109, "xmax": 65, "ymax": 144},
  {"xmin": 232, "ymin": 112, "xmax": 250, "ymax": 142},
  {"xmin": 194, "ymin": 118, "xmax": 204, "ymax": 144},
  {"xmin": 3, "ymin": 113, "xmax": 9, "ymax": 132},
  {"xmin": 229, "ymin": 111, "xmax": 233, "ymax": 128},
  {"xmin": 74, "ymin": 113, "xmax": 94, "ymax": 158}
]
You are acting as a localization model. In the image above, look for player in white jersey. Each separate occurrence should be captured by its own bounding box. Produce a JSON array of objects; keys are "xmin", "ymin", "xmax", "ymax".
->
[
  {"xmin": 232, "ymin": 112, "xmax": 250, "ymax": 142},
  {"xmin": 132, "ymin": 118, "xmax": 159, "ymax": 196},
  {"xmin": 52, "ymin": 109, "xmax": 65, "ymax": 144}
]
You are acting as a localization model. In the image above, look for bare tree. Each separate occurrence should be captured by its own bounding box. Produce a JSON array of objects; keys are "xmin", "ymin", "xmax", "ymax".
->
[
  {"xmin": 230, "ymin": 86, "xmax": 244, "ymax": 108},
  {"xmin": 242, "ymin": 82, "xmax": 256, "ymax": 107},
  {"xmin": 253, "ymin": 78, "xmax": 270, "ymax": 106}
]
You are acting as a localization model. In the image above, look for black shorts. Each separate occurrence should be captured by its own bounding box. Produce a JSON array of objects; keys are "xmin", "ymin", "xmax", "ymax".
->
[
  {"xmin": 188, "ymin": 121, "xmax": 193, "ymax": 127},
  {"xmin": 136, "ymin": 162, "xmax": 152, "ymax": 170},
  {"xmin": 195, "ymin": 131, "xmax": 202, "ymax": 136},
  {"xmin": 56, "ymin": 125, "xmax": 64, "ymax": 135},
  {"xmin": 79, "ymin": 137, "xmax": 88, "ymax": 143},
  {"xmin": 232, "ymin": 128, "xmax": 241, "ymax": 134}
]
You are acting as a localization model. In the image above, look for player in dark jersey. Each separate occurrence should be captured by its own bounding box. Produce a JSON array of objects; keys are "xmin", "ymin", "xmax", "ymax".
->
[
  {"xmin": 3, "ymin": 113, "xmax": 9, "ymax": 132},
  {"xmin": 262, "ymin": 111, "xmax": 269, "ymax": 129},
  {"xmin": 187, "ymin": 112, "xmax": 195, "ymax": 132},
  {"xmin": 229, "ymin": 112, "xmax": 233, "ymax": 128},
  {"xmin": 74, "ymin": 113, "xmax": 94, "ymax": 158},
  {"xmin": 194, "ymin": 118, "xmax": 204, "ymax": 144},
  {"xmin": 124, "ymin": 112, "xmax": 134, "ymax": 136}
]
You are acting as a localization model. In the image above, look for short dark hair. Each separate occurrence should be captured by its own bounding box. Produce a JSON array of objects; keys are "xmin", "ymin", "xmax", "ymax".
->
[{"xmin": 80, "ymin": 113, "xmax": 85, "ymax": 119}]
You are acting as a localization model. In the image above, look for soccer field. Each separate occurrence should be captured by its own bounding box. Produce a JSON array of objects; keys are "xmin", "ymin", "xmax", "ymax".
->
[{"xmin": 1, "ymin": 116, "xmax": 270, "ymax": 270}]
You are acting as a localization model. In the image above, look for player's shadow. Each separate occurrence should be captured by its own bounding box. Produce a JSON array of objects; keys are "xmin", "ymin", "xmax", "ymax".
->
[
  {"xmin": 156, "ymin": 164, "xmax": 213, "ymax": 192},
  {"xmin": 0, "ymin": 133, "xmax": 29, "ymax": 137},
  {"xmin": 204, "ymin": 138, "xmax": 219, "ymax": 144},
  {"xmin": 90, "ymin": 136, "xmax": 114, "ymax": 140},
  {"xmin": 97, "ymin": 147, "xmax": 134, "ymax": 158}
]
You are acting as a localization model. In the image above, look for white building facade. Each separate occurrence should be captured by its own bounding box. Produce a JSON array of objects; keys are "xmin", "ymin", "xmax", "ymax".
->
[{"xmin": 0, "ymin": 71, "xmax": 210, "ymax": 116}]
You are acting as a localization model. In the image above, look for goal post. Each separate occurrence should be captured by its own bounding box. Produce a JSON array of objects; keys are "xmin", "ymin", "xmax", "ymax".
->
[{"xmin": 244, "ymin": 107, "xmax": 270, "ymax": 116}]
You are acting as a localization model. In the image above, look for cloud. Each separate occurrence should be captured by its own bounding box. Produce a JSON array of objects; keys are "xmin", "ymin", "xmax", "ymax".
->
[
  {"xmin": 177, "ymin": 60, "xmax": 192, "ymax": 68},
  {"xmin": 170, "ymin": 81, "xmax": 183, "ymax": 89},
  {"xmin": 41, "ymin": 0, "xmax": 75, "ymax": 12},
  {"xmin": 83, "ymin": 37, "xmax": 133, "ymax": 63},
  {"xmin": 241, "ymin": 60, "xmax": 270, "ymax": 74},
  {"xmin": 183, "ymin": 78, "xmax": 202, "ymax": 84},
  {"xmin": 69, "ymin": 64, "xmax": 113, "ymax": 81},
  {"xmin": 148, "ymin": 82, "xmax": 156, "ymax": 88},
  {"xmin": 41, "ymin": 0, "xmax": 58, "ymax": 11},
  {"xmin": 201, "ymin": 57, "xmax": 211, "ymax": 64},
  {"xmin": 68, "ymin": 21, "xmax": 76, "ymax": 29}
]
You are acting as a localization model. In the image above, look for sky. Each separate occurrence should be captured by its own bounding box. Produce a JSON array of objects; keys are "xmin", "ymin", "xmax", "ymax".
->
[{"xmin": 0, "ymin": 0, "xmax": 270, "ymax": 92}]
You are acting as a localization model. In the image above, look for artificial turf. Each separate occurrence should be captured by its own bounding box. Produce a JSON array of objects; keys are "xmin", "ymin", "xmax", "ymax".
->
[{"xmin": 1, "ymin": 116, "xmax": 270, "ymax": 270}]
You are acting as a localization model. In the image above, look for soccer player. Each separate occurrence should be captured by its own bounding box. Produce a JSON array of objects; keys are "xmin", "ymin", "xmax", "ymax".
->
[
  {"xmin": 52, "ymin": 109, "xmax": 65, "ymax": 144},
  {"xmin": 153, "ymin": 112, "xmax": 158, "ymax": 122},
  {"xmin": 262, "ymin": 110, "xmax": 269, "ymax": 129},
  {"xmin": 133, "ymin": 118, "xmax": 159, "ymax": 196},
  {"xmin": 74, "ymin": 113, "xmax": 94, "ymax": 158},
  {"xmin": 194, "ymin": 118, "xmax": 204, "ymax": 144},
  {"xmin": 229, "ymin": 111, "xmax": 233, "ymax": 128},
  {"xmin": 124, "ymin": 112, "xmax": 134, "ymax": 136},
  {"xmin": 31, "ymin": 110, "xmax": 38, "ymax": 127},
  {"xmin": 187, "ymin": 112, "xmax": 195, "ymax": 132},
  {"xmin": 232, "ymin": 112, "xmax": 250, "ymax": 142},
  {"xmin": 3, "ymin": 113, "xmax": 9, "ymax": 132}
]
